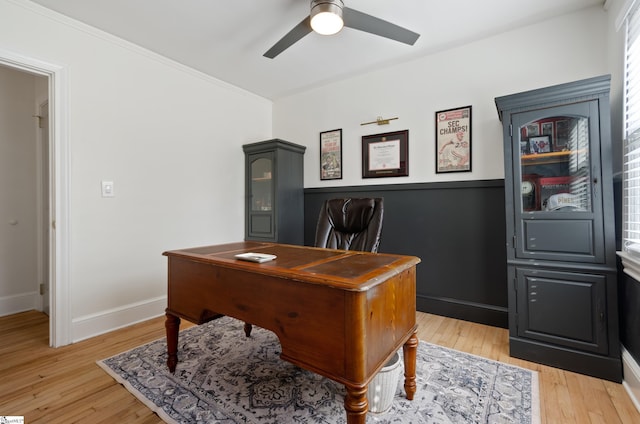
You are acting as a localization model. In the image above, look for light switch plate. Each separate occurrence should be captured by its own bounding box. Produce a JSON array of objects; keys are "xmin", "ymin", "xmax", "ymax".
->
[{"xmin": 101, "ymin": 180, "xmax": 114, "ymax": 197}]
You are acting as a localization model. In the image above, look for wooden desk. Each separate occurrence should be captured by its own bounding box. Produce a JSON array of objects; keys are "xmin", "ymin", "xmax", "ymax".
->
[{"xmin": 163, "ymin": 241, "xmax": 420, "ymax": 423}]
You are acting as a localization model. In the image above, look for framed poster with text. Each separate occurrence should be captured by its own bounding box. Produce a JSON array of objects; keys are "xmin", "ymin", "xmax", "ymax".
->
[
  {"xmin": 320, "ymin": 129, "xmax": 342, "ymax": 180},
  {"xmin": 436, "ymin": 106, "xmax": 472, "ymax": 173}
]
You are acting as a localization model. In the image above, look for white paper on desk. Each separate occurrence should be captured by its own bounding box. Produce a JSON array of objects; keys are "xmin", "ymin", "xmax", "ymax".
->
[{"xmin": 234, "ymin": 253, "xmax": 277, "ymax": 263}]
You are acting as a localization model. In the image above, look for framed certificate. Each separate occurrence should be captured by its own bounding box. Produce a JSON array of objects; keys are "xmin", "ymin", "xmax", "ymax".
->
[{"xmin": 362, "ymin": 130, "xmax": 409, "ymax": 178}]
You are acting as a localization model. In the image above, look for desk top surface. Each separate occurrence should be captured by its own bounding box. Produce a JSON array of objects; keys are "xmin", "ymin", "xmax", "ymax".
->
[{"xmin": 164, "ymin": 241, "xmax": 420, "ymax": 291}]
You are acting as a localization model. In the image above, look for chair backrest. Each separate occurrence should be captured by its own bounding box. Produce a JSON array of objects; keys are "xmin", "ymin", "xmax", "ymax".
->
[{"xmin": 314, "ymin": 198, "xmax": 384, "ymax": 253}]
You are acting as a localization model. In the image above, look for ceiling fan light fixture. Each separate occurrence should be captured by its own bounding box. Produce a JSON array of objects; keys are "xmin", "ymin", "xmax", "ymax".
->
[{"xmin": 310, "ymin": 0, "xmax": 344, "ymax": 35}]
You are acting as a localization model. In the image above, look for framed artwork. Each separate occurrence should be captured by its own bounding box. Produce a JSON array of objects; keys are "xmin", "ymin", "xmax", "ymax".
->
[
  {"xmin": 541, "ymin": 121, "xmax": 553, "ymax": 134},
  {"xmin": 362, "ymin": 130, "xmax": 409, "ymax": 178},
  {"xmin": 436, "ymin": 105, "xmax": 472, "ymax": 173},
  {"xmin": 555, "ymin": 119, "xmax": 569, "ymax": 150},
  {"xmin": 526, "ymin": 123, "xmax": 539, "ymax": 137},
  {"xmin": 539, "ymin": 121, "xmax": 554, "ymax": 148},
  {"xmin": 529, "ymin": 135, "xmax": 551, "ymax": 153},
  {"xmin": 320, "ymin": 129, "xmax": 342, "ymax": 180}
]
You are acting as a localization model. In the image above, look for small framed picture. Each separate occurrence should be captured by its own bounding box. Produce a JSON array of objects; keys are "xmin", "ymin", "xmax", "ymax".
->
[
  {"xmin": 526, "ymin": 123, "xmax": 539, "ymax": 137},
  {"xmin": 529, "ymin": 135, "xmax": 551, "ymax": 153},
  {"xmin": 362, "ymin": 130, "xmax": 409, "ymax": 178},
  {"xmin": 320, "ymin": 129, "xmax": 342, "ymax": 180},
  {"xmin": 555, "ymin": 119, "xmax": 569, "ymax": 150},
  {"xmin": 436, "ymin": 106, "xmax": 472, "ymax": 173}
]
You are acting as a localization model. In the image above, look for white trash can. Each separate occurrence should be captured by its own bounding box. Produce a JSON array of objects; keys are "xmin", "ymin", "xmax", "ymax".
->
[{"xmin": 367, "ymin": 351, "xmax": 402, "ymax": 413}]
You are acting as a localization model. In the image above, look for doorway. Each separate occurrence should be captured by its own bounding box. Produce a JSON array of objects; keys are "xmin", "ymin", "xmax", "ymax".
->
[
  {"xmin": 0, "ymin": 66, "xmax": 49, "ymax": 336},
  {"xmin": 0, "ymin": 49, "xmax": 71, "ymax": 347}
]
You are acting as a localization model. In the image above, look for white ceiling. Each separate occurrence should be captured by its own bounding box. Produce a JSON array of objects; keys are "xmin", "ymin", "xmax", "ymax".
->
[{"xmin": 30, "ymin": 0, "xmax": 604, "ymax": 100}]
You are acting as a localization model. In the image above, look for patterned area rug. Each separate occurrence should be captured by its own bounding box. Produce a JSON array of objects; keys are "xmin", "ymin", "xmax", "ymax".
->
[{"xmin": 98, "ymin": 316, "xmax": 539, "ymax": 424}]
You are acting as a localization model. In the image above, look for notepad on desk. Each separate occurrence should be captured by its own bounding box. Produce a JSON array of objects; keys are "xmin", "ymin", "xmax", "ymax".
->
[{"xmin": 234, "ymin": 253, "xmax": 277, "ymax": 263}]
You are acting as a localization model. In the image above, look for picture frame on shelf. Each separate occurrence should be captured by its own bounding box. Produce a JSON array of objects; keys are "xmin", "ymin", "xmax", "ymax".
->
[
  {"xmin": 529, "ymin": 135, "xmax": 551, "ymax": 153},
  {"xmin": 555, "ymin": 119, "xmax": 569, "ymax": 150},
  {"xmin": 526, "ymin": 123, "xmax": 539, "ymax": 137},
  {"xmin": 320, "ymin": 129, "xmax": 342, "ymax": 180},
  {"xmin": 436, "ymin": 105, "xmax": 472, "ymax": 173},
  {"xmin": 541, "ymin": 121, "xmax": 554, "ymax": 138},
  {"xmin": 362, "ymin": 130, "xmax": 409, "ymax": 178}
]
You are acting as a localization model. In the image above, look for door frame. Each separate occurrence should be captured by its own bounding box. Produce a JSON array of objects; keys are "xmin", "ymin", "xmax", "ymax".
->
[
  {"xmin": 0, "ymin": 48, "xmax": 71, "ymax": 347},
  {"xmin": 37, "ymin": 99, "xmax": 50, "ymax": 315}
]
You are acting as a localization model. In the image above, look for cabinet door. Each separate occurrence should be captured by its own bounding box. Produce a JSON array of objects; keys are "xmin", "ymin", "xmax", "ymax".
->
[
  {"xmin": 247, "ymin": 152, "xmax": 275, "ymax": 240},
  {"xmin": 515, "ymin": 267, "xmax": 608, "ymax": 354},
  {"xmin": 509, "ymin": 101, "xmax": 605, "ymax": 263}
]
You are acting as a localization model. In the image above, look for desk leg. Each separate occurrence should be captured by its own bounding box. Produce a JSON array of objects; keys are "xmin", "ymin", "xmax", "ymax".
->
[
  {"xmin": 344, "ymin": 385, "xmax": 367, "ymax": 424},
  {"xmin": 165, "ymin": 313, "xmax": 180, "ymax": 373},
  {"xmin": 402, "ymin": 330, "xmax": 418, "ymax": 400},
  {"xmin": 243, "ymin": 322, "xmax": 252, "ymax": 337}
]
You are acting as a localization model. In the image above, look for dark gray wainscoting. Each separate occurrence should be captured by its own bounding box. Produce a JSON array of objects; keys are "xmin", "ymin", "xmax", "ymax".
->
[
  {"xmin": 304, "ymin": 180, "xmax": 508, "ymax": 328},
  {"xmin": 619, "ymin": 271, "xmax": 640, "ymax": 365},
  {"xmin": 614, "ymin": 177, "xmax": 640, "ymax": 366}
]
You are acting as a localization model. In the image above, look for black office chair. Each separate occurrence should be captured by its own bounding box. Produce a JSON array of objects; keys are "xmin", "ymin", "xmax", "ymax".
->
[{"xmin": 314, "ymin": 197, "xmax": 384, "ymax": 253}]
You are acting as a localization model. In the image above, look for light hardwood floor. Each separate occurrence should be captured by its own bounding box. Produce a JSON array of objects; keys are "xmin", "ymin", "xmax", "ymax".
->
[{"xmin": 1, "ymin": 310, "xmax": 639, "ymax": 423}]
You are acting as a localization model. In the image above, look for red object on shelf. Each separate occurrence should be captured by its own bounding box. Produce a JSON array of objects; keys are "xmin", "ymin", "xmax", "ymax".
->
[{"xmin": 538, "ymin": 176, "xmax": 572, "ymax": 210}]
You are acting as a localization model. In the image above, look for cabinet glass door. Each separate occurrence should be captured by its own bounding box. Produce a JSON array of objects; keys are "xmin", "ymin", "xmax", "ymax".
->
[
  {"xmin": 516, "ymin": 104, "xmax": 592, "ymax": 213},
  {"xmin": 511, "ymin": 101, "xmax": 604, "ymax": 263},
  {"xmin": 250, "ymin": 156, "xmax": 272, "ymax": 211}
]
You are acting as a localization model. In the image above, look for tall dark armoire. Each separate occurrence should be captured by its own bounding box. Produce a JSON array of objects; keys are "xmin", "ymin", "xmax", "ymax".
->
[
  {"xmin": 495, "ymin": 75, "xmax": 622, "ymax": 382},
  {"xmin": 243, "ymin": 139, "xmax": 306, "ymax": 245}
]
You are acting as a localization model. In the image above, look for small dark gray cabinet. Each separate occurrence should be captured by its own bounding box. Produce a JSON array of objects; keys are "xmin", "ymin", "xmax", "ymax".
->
[
  {"xmin": 243, "ymin": 139, "xmax": 306, "ymax": 245},
  {"xmin": 495, "ymin": 75, "xmax": 622, "ymax": 382}
]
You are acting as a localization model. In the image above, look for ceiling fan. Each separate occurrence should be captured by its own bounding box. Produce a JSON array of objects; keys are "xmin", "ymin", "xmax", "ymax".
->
[{"xmin": 264, "ymin": 0, "xmax": 420, "ymax": 59}]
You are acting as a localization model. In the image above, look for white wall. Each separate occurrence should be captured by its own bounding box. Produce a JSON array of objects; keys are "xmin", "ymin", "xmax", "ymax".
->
[
  {"xmin": 274, "ymin": 6, "xmax": 611, "ymax": 188},
  {"xmin": 0, "ymin": 0, "xmax": 273, "ymax": 341},
  {"xmin": 0, "ymin": 65, "xmax": 39, "ymax": 315}
]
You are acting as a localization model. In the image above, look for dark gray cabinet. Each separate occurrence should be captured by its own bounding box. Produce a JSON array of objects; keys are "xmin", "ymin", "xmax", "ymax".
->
[
  {"xmin": 495, "ymin": 75, "xmax": 622, "ymax": 382},
  {"xmin": 515, "ymin": 268, "xmax": 608, "ymax": 354},
  {"xmin": 243, "ymin": 139, "xmax": 306, "ymax": 245}
]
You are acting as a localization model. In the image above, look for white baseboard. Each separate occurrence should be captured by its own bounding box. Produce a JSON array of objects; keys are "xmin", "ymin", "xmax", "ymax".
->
[
  {"xmin": 622, "ymin": 345, "xmax": 640, "ymax": 414},
  {"xmin": 71, "ymin": 296, "xmax": 167, "ymax": 342},
  {"xmin": 0, "ymin": 291, "xmax": 39, "ymax": 317}
]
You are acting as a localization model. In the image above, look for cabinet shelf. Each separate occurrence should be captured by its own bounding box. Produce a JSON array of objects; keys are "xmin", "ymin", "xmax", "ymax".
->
[{"xmin": 522, "ymin": 150, "xmax": 573, "ymax": 165}]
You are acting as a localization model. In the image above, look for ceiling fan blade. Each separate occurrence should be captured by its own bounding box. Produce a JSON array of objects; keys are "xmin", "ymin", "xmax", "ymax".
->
[
  {"xmin": 264, "ymin": 16, "xmax": 313, "ymax": 59},
  {"xmin": 343, "ymin": 7, "xmax": 420, "ymax": 45}
]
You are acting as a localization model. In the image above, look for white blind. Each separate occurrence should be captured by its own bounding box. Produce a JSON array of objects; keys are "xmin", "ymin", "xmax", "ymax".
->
[
  {"xmin": 623, "ymin": 1, "xmax": 640, "ymax": 255},
  {"xmin": 569, "ymin": 118, "xmax": 591, "ymax": 211}
]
